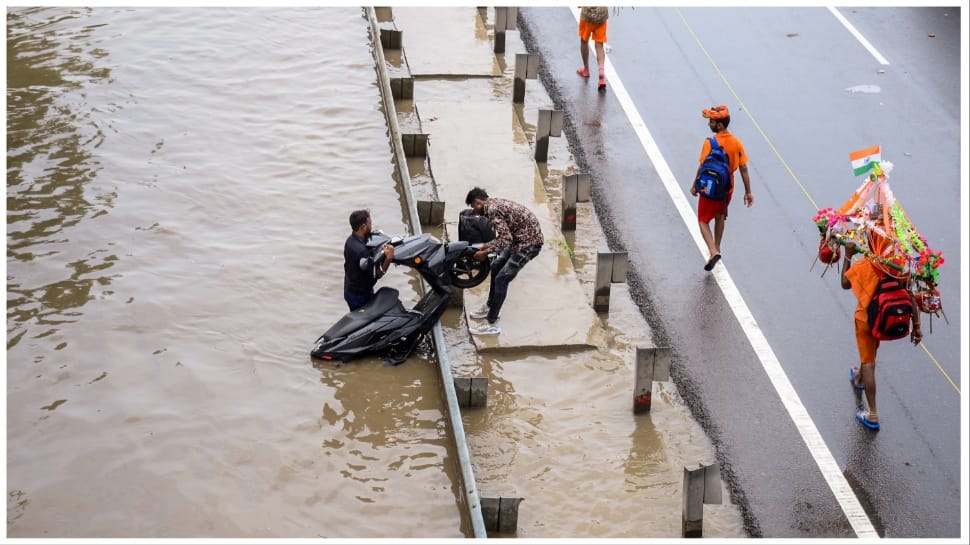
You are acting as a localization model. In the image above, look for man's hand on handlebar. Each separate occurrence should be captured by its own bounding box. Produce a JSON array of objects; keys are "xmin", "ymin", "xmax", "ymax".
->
[{"xmin": 473, "ymin": 249, "xmax": 489, "ymax": 262}]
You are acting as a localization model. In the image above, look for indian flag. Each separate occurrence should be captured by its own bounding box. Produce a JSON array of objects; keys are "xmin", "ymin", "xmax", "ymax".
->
[{"xmin": 849, "ymin": 145, "xmax": 881, "ymax": 176}]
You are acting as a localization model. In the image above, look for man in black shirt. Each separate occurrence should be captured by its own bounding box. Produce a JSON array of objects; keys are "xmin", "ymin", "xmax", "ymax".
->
[{"xmin": 344, "ymin": 210, "xmax": 394, "ymax": 311}]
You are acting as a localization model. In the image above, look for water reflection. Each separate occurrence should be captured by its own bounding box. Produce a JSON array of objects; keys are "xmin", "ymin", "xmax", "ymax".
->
[
  {"xmin": 622, "ymin": 414, "xmax": 669, "ymax": 493},
  {"xmin": 8, "ymin": 6, "xmax": 467, "ymax": 538},
  {"xmin": 7, "ymin": 7, "xmax": 117, "ymax": 344},
  {"xmin": 314, "ymin": 357, "xmax": 454, "ymax": 498}
]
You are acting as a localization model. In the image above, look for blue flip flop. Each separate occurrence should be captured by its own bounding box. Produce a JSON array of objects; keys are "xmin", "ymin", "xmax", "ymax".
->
[
  {"xmin": 856, "ymin": 410, "xmax": 880, "ymax": 430},
  {"xmin": 849, "ymin": 368, "xmax": 865, "ymax": 390}
]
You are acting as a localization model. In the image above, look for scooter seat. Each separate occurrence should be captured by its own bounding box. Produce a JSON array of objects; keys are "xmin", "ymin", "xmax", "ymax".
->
[{"xmin": 324, "ymin": 287, "xmax": 406, "ymax": 340}]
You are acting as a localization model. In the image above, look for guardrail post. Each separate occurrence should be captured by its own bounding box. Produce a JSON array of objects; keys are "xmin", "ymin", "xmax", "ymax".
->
[
  {"xmin": 481, "ymin": 496, "xmax": 524, "ymax": 534},
  {"xmin": 682, "ymin": 463, "xmax": 722, "ymax": 538},
  {"xmin": 561, "ymin": 174, "xmax": 578, "ymax": 231},
  {"xmin": 576, "ymin": 172, "xmax": 591, "ymax": 202},
  {"xmin": 493, "ymin": 7, "xmax": 518, "ymax": 54},
  {"xmin": 380, "ymin": 27, "xmax": 402, "ymax": 49},
  {"xmin": 415, "ymin": 200, "xmax": 445, "ymax": 226},
  {"xmin": 513, "ymin": 52, "xmax": 539, "ymax": 103},
  {"xmin": 374, "ymin": 6, "xmax": 393, "ymax": 22},
  {"xmin": 594, "ymin": 251, "xmax": 628, "ymax": 312},
  {"xmin": 534, "ymin": 109, "xmax": 563, "ymax": 163},
  {"xmin": 389, "ymin": 76, "xmax": 414, "ymax": 100},
  {"xmin": 454, "ymin": 377, "xmax": 488, "ymax": 408},
  {"xmin": 401, "ymin": 133, "xmax": 429, "ymax": 157},
  {"xmin": 561, "ymin": 173, "xmax": 591, "ymax": 230},
  {"xmin": 633, "ymin": 347, "xmax": 671, "ymax": 413}
]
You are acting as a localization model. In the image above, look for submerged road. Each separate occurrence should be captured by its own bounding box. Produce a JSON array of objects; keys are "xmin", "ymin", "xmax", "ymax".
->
[{"xmin": 519, "ymin": 6, "xmax": 963, "ymax": 538}]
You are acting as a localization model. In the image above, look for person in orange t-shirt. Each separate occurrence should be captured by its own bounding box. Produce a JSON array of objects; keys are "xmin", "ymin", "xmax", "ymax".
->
[
  {"xmin": 842, "ymin": 212, "xmax": 922, "ymax": 430},
  {"xmin": 690, "ymin": 105, "xmax": 754, "ymax": 271}
]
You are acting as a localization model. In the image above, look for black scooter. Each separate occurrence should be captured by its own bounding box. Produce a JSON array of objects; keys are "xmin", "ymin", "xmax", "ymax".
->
[{"xmin": 310, "ymin": 231, "xmax": 490, "ymax": 365}]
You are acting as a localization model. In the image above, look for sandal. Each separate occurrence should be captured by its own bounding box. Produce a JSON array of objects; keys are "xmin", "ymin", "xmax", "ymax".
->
[
  {"xmin": 849, "ymin": 368, "xmax": 865, "ymax": 390},
  {"xmin": 855, "ymin": 410, "xmax": 880, "ymax": 430},
  {"xmin": 704, "ymin": 254, "xmax": 721, "ymax": 271}
]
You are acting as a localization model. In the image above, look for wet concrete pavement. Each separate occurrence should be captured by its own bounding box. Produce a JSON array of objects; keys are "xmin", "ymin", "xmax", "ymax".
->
[
  {"xmin": 392, "ymin": 8, "xmax": 602, "ymax": 353},
  {"xmin": 510, "ymin": 5, "xmax": 963, "ymax": 539},
  {"xmin": 385, "ymin": 6, "xmax": 745, "ymax": 538}
]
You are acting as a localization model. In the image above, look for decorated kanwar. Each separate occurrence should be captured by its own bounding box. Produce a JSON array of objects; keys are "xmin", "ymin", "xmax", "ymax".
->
[
  {"xmin": 813, "ymin": 145, "xmax": 946, "ymax": 328},
  {"xmin": 813, "ymin": 145, "xmax": 946, "ymax": 430}
]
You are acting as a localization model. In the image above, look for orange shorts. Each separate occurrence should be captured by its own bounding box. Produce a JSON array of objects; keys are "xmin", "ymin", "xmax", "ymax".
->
[
  {"xmin": 578, "ymin": 20, "xmax": 607, "ymax": 43},
  {"xmin": 854, "ymin": 318, "xmax": 880, "ymax": 363}
]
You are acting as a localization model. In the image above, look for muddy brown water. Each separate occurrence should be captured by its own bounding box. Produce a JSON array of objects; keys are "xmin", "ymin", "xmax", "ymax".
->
[{"xmin": 6, "ymin": 6, "xmax": 743, "ymax": 538}]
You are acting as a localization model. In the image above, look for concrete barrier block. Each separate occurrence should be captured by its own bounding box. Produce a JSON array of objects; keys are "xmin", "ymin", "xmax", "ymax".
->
[
  {"xmin": 390, "ymin": 76, "xmax": 413, "ymax": 100},
  {"xmin": 481, "ymin": 496, "xmax": 523, "ymax": 534},
  {"xmin": 470, "ymin": 377, "xmax": 488, "ymax": 408}
]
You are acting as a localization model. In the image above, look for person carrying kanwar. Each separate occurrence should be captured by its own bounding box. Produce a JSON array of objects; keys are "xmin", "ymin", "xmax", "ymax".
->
[{"xmin": 841, "ymin": 204, "xmax": 922, "ymax": 430}]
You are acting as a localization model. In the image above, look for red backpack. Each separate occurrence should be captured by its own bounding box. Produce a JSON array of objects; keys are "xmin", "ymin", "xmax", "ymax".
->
[{"xmin": 867, "ymin": 273, "xmax": 913, "ymax": 341}]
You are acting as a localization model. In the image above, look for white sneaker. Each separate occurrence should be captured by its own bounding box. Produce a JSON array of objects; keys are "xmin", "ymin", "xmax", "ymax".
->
[
  {"xmin": 470, "ymin": 321, "xmax": 501, "ymax": 335},
  {"xmin": 468, "ymin": 305, "xmax": 490, "ymax": 320}
]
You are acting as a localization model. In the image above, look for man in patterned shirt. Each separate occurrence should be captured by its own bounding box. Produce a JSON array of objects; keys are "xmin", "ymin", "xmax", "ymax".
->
[{"xmin": 464, "ymin": 187, "xmax": 545, "ymax": 335}]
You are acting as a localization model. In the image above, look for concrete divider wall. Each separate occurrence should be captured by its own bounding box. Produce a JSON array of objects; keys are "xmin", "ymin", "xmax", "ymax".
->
[
  {"xmin": 365, "ymin": 7, "xmax": 486, "ymax": 538},
  {"xmin": 366, "ymin": 6, "xmax": 745, "ymax": 539}
]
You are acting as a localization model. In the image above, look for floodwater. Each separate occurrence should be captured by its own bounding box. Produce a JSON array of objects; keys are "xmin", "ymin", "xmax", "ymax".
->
[
  {"xmin": 6, "ymin": 6, "xmax": 744, "ymax": 539},
  {"xmin": 6, "ymin": 7, "xmax": 462, "ymax": 538}
]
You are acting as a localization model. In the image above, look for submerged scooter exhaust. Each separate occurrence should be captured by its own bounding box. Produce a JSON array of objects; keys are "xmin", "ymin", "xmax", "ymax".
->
[{"xmin": 310, "ymin": 231, "xmax": 489, "ymax": 365}]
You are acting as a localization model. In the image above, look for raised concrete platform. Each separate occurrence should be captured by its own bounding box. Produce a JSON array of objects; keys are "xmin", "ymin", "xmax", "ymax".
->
[
  {"xmin": 394, "ymin": 7, "xmax": 602, "ymax": 352},
  {"xmin": 392, "ymin": 7, "xmax": 501, "ymax": 76}
]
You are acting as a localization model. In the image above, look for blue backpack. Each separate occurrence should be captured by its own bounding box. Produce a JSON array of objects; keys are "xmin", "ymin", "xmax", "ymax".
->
[{"xmin": 695, "ymin": 136, "xmax": 730, "ymax": 201}]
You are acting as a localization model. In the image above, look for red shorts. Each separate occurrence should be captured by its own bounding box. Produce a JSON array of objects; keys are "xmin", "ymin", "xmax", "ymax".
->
[{"xmin": 697, "ymin": 190, "xmax": 733, "ymax": 223}]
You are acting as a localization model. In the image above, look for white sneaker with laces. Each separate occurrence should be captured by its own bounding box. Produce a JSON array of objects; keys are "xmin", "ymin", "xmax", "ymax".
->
[
  {"xmin": 470, "ymin": 321, "xmax": 501, "ymax": 335},
  {"xmin": 468, "ymin": 305, "xmax": 490, "ymax": 320}
]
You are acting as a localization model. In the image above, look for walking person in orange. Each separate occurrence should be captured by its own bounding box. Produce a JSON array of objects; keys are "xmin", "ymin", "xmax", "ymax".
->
[
  {"xmin": 842, "ymin": 209, "xmax": 923, "ymax": 430},
  {"xmin": 576, "ymin": 6, "xmax": 609, "ymax": 91},
  {"xmin": 690, "ymin": 105, "xmax": 754, "ymax": 271}
]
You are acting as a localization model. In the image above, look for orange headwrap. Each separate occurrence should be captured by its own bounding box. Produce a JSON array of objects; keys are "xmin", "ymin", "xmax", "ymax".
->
[{"xmin": 702, "ymin": 105, "xmax": 730, "ymax": 120}]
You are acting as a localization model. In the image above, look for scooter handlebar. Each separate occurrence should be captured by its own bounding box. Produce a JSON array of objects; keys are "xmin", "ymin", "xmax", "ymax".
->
[{"xmin": 360, "ymin": 237, "xmax": 402, "ymax": 272}]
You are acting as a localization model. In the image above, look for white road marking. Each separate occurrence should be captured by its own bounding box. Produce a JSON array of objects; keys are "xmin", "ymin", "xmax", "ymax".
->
[
  {"xmin": 569, "ymin": 6, "xmax": 880, "ymax": 538},
  {"xmin": 828, "ymin": 6, "xmax": 891, "ymax": 65}
]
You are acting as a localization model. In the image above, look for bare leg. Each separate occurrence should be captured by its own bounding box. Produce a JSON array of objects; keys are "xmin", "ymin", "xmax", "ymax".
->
[
  {"xmin": 594, "ymin": 41, "xmax": 606, "ymax": 74},
  {"xmin": 713, "ymin": 214, "xmax": 725, "ymax": 254},
  {"xmin": 579, "ymin": 39, "xmax": 589, "ymax": 70},
  {"xmin": 860, "ymin": 361, "xmax": 877, "ymax": 419},
  {"xmin": 698, "ymin": 220, "xmax": 718, "ymax": 258}
]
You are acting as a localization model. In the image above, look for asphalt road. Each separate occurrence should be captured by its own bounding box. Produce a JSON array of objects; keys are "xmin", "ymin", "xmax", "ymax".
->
[{"xmin": 519, "ymin": 6, "xmax": 963, "ymax": 539}]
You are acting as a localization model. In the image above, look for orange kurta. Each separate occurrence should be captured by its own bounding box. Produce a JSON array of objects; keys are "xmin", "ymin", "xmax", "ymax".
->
[
  {"xmin": 844, "ymin": 230, "xmax": 901, "ymax": 363},
  {"xmin": 844, "ymin": 229, "xmax": 898, "ymax": 321}
]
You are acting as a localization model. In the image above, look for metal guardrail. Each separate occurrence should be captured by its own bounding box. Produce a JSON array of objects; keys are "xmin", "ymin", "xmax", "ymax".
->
[{"xmin": 365, "ymin": 7, "xmax": 487, "ymax": 538}]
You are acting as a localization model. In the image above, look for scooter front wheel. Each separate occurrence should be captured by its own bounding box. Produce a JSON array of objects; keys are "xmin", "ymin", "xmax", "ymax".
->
[{"xmin": 450, "ymin": 254, "xmax": 490, "ymax": 288}]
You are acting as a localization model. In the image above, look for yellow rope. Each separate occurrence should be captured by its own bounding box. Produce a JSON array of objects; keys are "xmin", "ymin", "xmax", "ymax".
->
[
  {"xmin": 674, "ymin": 7, "xmax": 957, "ymax": 396},
  {"xmin": 675, "ymin": 8, "xmax": 819, "ymax": 211}
]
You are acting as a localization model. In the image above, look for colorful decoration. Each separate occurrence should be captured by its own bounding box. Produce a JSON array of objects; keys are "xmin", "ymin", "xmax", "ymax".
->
[
  {"xmin": 811, "ymin": 146, "xmax": 944, "ymax": 292},
  {"xmin": 914, "ymin": 284, "xmax": 942, "ymax": 314},
  {"xmin": 812, "ymin": 207, "xmax": 838, "ymax": 233},
  {"xmin": 817, "ymin": 236, "xmax": 841, "ymax": 264}
]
